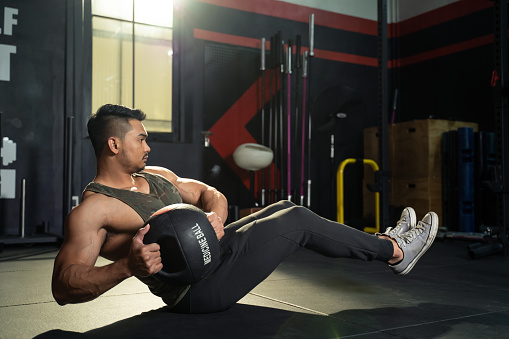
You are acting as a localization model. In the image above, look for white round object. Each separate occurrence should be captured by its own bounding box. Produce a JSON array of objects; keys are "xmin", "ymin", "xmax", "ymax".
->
[{"xmin": 233, "ymin": 143, "xmax": 274, "ymax": 171}]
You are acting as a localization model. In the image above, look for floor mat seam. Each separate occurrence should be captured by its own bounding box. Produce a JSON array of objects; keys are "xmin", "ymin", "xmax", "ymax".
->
[
  {"xmin": 248, "ymin": 292, "xmax": 329, "ymax": 316},
  {"xmin": 337, "ymin": 308, "xmax": 509, "ymax": 338}
]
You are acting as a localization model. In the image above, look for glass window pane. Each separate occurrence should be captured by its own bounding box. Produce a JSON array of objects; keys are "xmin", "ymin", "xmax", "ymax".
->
[
  {"xmin": 134, "ymin": 24, "xmax": 172, "ymax": 133},
  {"xmin": 92, "ymin": 17, "xmax": 133, "ymax": 112},
  {"xmin": 134, "ymin": 0, "xmax": 173, "ymax": 27},
  {"xmin": 92, "ymin": 0, "xmax": 133, "ymax": 21}
]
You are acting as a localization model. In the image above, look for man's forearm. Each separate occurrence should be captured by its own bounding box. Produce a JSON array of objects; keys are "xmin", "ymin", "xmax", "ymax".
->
[
  {"xmin": 52, "ymin": 258, "xmax": 132, "ymax": 305},
  {"xmin": 200, "ymin": 187, "xmax": 228, "ymax": 222}
]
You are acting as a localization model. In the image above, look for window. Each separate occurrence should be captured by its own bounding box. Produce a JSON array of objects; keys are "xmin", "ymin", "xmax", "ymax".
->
[{"xmin": 92, "ymin": 0, "xmax": 173, "ymax": 134}]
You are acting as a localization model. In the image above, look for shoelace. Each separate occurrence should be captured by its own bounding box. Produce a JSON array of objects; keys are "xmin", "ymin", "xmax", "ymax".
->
[
  {"xmin": 387, "ymin": 215, "xmax": 410, "ymax": 235},
  {"xmin": 397, "ymin": 222, "xmax": 426, "ymax": 248},
  {"xmin": 396, "ymin": 215, "xmax": 408, "ymax": 227},
  {"xmin": 381, "ymin": 213, "xmax": 413, "ymax": 237}
]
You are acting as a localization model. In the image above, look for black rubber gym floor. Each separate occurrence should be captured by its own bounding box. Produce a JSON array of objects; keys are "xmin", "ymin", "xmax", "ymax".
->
[{"xmin": 1, "ymin": 238, "xmax": 508, "ymax": 338}]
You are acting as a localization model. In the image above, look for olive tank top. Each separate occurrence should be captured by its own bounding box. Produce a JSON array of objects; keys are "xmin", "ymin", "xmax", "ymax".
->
[
  {"xmin": 83, "ymin": 171, "xmax": 183, "ymax": 222},
  {"xmin": 84, "ymin": 171, "xmax": 190, "ymax": 307}
]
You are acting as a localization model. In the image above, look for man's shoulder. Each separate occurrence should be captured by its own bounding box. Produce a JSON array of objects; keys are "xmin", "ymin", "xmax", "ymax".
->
[
  {"xmin": 143, "ymin": 166, "xmax": 172, "ymax": 175},
  {"xmin": 80, "ymin": 190, "xmax": 137, "ymax": 211},
  {"xmin": 81, "ymin": 189, "xmax": 115, "ymax": 204},
  {"xmin": 65, "ymin": 197, "xmax": 107, "ymax": 232},
  {"xmin": 72, "ymin": 193, "xmax": 115, "ymax": 219},
  {"xmin": 143, "ymin": 166, "xmax": 177, "ymax": 182},
  {"xmin": 69, "ymin": 193, "xmax": 141, "ymax": 230}
]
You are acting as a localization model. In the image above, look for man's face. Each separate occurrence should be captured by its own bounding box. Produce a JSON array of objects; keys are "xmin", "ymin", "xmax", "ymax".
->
[{"xmin": 119, "ymin": 119, "xmax": 150, "ymax": 173}]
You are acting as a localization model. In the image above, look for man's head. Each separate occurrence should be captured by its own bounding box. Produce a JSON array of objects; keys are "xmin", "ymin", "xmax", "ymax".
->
[{"xmin": 88, "ymin": 104, "xmax": 147, "ymax": 157}]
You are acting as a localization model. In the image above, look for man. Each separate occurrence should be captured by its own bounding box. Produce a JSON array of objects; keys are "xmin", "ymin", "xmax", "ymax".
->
[{"xmin": 52, "ymin": 104, "xmax": 439, "ymax": 313}]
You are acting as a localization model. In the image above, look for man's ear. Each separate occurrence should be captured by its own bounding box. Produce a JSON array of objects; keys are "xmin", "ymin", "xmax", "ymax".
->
[{"xmin": 107, "ymin": 137, "xmax": 121, "ymax": 154}]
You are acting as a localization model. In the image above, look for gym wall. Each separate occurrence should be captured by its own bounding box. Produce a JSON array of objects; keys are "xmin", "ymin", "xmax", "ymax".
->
[
  {"xmin": 394, "ymin": 0, "xmax": 494, "ymax": 129},
  {"xmin": 190, "ymin": 1, "xmax": 380, "ymax": 220},
  {"xmin": 187, "ymin": 0, "xmax": 496, "ymax": 221},
  {"xmin": 0, "ymin": 0, "xmax": 66, "ymax": 238},
  {"xmin": 0, "ymin": 0, "xmax": 498, "ymax": 239}
]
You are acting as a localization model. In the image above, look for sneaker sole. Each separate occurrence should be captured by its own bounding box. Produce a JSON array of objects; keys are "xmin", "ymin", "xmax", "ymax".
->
[{"xmin": 398, "ymin": 211, "xmax": 438, "ymax": 276}]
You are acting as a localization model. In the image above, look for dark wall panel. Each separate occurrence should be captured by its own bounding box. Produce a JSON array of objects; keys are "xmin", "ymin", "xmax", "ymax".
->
[
  {"xmin": 395, "ymin": 6, "xmax": 495, "ymax": 131},
  {"xmin": 398, "ymin": 45, "xmax": 494, "ymax": 128},
  {"xmin": 0, "ymin": 0, "xmax": 66, "ymax": 236}
]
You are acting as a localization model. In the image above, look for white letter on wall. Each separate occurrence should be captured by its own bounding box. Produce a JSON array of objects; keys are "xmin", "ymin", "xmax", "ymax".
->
[
  {"xmin": 3, "ymin": 7, "xmax": 19, "ymax": 35},
  {"xmin": 0, "ymin": 44, "xmax": 17, "ymax": 81}
]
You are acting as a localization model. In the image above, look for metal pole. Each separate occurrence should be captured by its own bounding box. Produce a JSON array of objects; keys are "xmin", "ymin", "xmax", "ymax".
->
[
  {"xmin": 0, "ymin": 111, "xmax": 2, "ymax": 224},
  {"xmin": 260, "ymin": 37, "xmax": 266, "ymax": 206},
  {"xmin": 286, "ymin": 42, "xmax": 292, "ymax": 201},
  {"xmin": 294, "ymin": 35, "xmax": 301, "ymax": 203},
  {"xmin": 306, "ymin": 14, "xmax": 314, "ymax": 208},
  {"xmin": 493, "ymin": 0, "xmax": 509, "ymax": 255},
  {"xmin": 300, "ymin": 52, "xmax": 308, "ymax": 205},
  {"xmin": 279, "ymin": 38, "xmax": 285, "ymax": 201},
  {"xmin": 64, "ymin": 116, "xmax": 75, "ymax": 218},
  {"xmin": 274, "ymin": 32, "xmax": 281, "ymax": 201},
  {"xmin": 268, "ymin": 35, "xmax": 275, "ymax": 204},
  {"xmin": 378, "ymin": 0, "xmax": 390, "ymax": 228},
  {"xmin": 20, "ymin": 179, "xmax": 26, "ymax": 238}
]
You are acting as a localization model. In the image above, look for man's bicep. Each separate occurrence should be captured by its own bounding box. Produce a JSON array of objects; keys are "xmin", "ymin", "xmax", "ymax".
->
[
  {"xmin": 54, "ymin": 207, "xmax": 106, "ymax": 273},
  {"xmin": 144, "ymin": 166, "xmax": 214, "ymax": 205},
  {"xmin": 174, "ymin": 178, "xmax": 210, "ymax": 206}
]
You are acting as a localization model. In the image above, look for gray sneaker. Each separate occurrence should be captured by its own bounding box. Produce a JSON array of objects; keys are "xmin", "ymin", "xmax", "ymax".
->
[
  {"xmin": 389, "ymin": 211, "xmax": 439, "ymax": 276},
  {"xmin": 378, "ymin": 207, "xmax": 417, "ymax": 238}
]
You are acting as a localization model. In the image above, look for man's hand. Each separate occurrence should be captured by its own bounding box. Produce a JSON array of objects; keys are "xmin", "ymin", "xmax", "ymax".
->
[
  {"xmin": 127, "ymin": 225, "xmax": 163, "ymax": 277},
  {"xmin": 206, "ymin": 212, "xmax": 225, "ymax": 241}
]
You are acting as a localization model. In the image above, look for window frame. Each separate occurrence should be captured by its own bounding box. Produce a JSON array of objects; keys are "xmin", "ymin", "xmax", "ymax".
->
[{"xmin": 88, "ymin": 0, "xmax": 181, "ymax": 143}]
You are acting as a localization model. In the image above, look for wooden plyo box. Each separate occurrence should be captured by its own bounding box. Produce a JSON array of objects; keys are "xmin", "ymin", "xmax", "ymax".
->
[
  {"xmin": 363, "ymin": 119, "xmax": 478, "ymax": 220},
  {"xmin": 390, "ymin": 176, "xmax": 443, "ymax": 222},
  {"xmin": 391, "ymin": 119, "xmax": 478, "ymax": 178},
  {"xmin": 363, "ymin": 125, "xmax": 392, "ymax": 165}
]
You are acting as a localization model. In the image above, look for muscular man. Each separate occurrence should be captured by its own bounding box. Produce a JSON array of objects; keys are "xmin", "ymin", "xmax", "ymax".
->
[{"xmin": 52, "ymin": 104, "xmax": 438, "ymax": 313}]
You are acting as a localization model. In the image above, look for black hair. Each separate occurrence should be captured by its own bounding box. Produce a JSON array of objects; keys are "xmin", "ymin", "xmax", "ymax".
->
[{"xmin": 87, "ymin": 104, "xmax": 146, "ymax": 157}]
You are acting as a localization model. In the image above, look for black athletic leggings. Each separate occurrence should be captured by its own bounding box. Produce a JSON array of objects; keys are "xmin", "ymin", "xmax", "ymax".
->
[{"xmin": 171, "ymin": 200, "xmax": 394, "ymax": 313}]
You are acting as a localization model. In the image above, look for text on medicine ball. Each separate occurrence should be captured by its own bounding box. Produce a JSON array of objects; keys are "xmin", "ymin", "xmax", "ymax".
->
[{"xmin": 191, "ymin": 223, "xmax": 212, "ymax": 265}]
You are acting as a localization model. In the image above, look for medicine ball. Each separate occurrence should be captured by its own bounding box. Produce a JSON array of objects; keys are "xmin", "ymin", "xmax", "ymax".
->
[{"xmin": 143, "ymin": 203, "xmax": 220, "ymax": 285}]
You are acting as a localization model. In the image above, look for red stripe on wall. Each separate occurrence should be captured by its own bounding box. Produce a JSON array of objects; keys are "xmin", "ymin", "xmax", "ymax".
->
[
  {"xmin": 209, "ymin": 72, "xmax": 274, "ymax": 189},
  {"xmin": 196, "ymin": 0, "xmax": 377, "ymax": 36},
  {"xmin": 194, "ymin": 28, "xmax": 378, "ymax": 67},
  {"xmin": 314, "ymin": 49, "xmax": 377, "ymax": 67},
  {"xmin": 194, "ymin": 2, "xmax": 497, "ymax": 68},
  {"xmin": 194, "ymin": 28, "xmax": 262, "ymax": 49},
  {"xmin": 194, "ymin": 29, "xmax": 495, "ymax": 69},
  {"xmin": 390, "ymin": 0, "xmax": 492, "ymax": 37},
  {"xmin": 197, "ymin": 0, "xmax": 492, "ymax": 39},
  {"xmin": 394, "ymin": 33, "xmax": 493, "ymax": 68}
]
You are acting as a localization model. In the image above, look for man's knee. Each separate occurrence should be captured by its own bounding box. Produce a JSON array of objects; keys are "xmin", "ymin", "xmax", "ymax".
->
[
  {"xmin": 275, "ymin": 200, "xmax": 296, "ymax": 209},
  {"xmin": 276, "ymin": 202, "xmax": 314, "ymax": 225}
]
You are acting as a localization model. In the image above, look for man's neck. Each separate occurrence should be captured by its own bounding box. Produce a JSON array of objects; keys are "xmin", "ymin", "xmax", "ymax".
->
[
  {"xmin": 95, "ymin": 161, "xmax": 139, "ymax": 189},
  {"xmin": 95, "ymin": 172, "xmax": 137, "ymax": 188}
]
